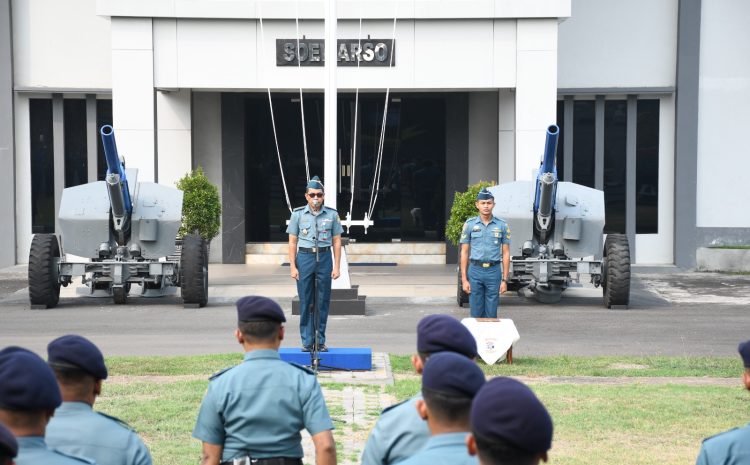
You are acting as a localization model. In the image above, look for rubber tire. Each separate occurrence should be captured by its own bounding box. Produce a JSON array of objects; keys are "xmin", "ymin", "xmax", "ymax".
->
[
  {"xmin": 28, "ymin": 234, "xmax": 61, "ymax": 309},
  {"xmin": 603, "ymin": 234, "xmax": 631, "ymax": 308},
  {"xmin": 113, "ymin": 286, "xmax": 127, "ymax": 304},
  {"xmin": 456, "ymin": 267, "xmax": 469, "ymax": 307},
  {"xmin": 181, "ymin": 234, "xmax": 208, "ymax": 307}
]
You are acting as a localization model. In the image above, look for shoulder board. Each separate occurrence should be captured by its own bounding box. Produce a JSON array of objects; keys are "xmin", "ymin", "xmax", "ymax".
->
[
  {"xmin": 96, "ymin": 411, "xmax": 134, "ymax": 431},
  {"xmin": 464, "ymin": 216, "xmax": 476, "ymax": 224},
  {"xmin": 293, "ymin": 206, "xmax": 305, "ymax": 211},
  {"xmin": 288, "ymin": 362, "xmax": 315, "ymax": 375},
  {"xmin": 209, "ymin": 365, "xmax": 237, "ymax": 381},
  {"xmin": 324, "ymin": 206, "xmax": 338, "ymax": 213},
  {"xmin": 52, "ymin": 449, "xmax": 96, "ymax": 464},
  {"xmin": 380, "ymin": 398, "xmax": 410, "ymax": 415},
  {"xmin": 703, "ymin": 427, "xmax": 738, "ymax": 443}
]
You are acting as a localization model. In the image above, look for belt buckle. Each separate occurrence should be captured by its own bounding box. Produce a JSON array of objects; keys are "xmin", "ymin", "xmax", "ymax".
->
[
  {"xmin": 233, "ymin": 458, "xmax": 251, "ymax": 465},
  {"xmin": 311, "ymin": 247, "xmax": 317, "ymax": 253},
  {"xmin": 482, "ymin": 262, "xmax": 490, "ymax": 268}
]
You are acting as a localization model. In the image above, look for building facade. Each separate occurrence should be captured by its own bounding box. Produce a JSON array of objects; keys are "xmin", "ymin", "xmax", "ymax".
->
[{"xmin": 1, "ymin": 0, "xmax": 747, "ymax": 268}]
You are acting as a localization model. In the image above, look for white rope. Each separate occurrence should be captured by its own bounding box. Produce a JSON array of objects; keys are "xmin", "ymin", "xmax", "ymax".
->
[
  {"xmin": 348, "ymin": 16, "xmax": 363, "ymax": 219},
  {"xmin": 258, "ymin": 6, "xmax": 293, "ymax": 213},
  {"xmin": 295, "ymin": 1, "xmax": 310, "ymax": 182},
  {"xmin": 367, "ymin": 11, "xmax": 398, "ymax": 218}
]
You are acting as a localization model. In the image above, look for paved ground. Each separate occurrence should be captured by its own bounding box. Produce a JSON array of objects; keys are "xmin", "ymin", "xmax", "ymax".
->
[{"xmin": 1, "ymin": 264, "xmax": 749, "ymax": 357}]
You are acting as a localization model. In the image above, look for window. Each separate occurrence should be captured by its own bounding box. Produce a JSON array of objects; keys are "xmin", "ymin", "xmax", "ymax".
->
[
  {"xmin": 30, "ymin": 99, "xmax": 55, "ymax": 234},
  {"xmin": 636, "ymin": 99, "xmax": 659, "ymax": 234},
  {"xmin": 64, "ymin": 99, "xmax": 88, "ymax": 188},
  {"xmin": 603, "ymin": 100, "xmax": 627, "ymax": 234},
  {"xmin": 96, "ymin": 99, "xmax": 113, "ymax": 180},
  {"xmin": 572, "ymin": 101, "xmax": 595, "ymax": 188},
  {"xmin": 556, "ymin": 100, "xmax": 565, "ymax": 181}
]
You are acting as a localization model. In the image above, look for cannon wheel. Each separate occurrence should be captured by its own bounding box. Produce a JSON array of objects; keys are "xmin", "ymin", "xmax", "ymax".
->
[
  {"xmin": 181, "ymin": 234, "xmax": 208, "ymax": 308},
  {"xmin": 28, "ymin": 234, "xmax": 61, "ymax": 309},
  {"xmin": 456, "ymin": 266, "xmax": 469, "ymax": 307},
  {"xmin": 603, "ymin": 234, "xmax": 631, "ymax": 308}
]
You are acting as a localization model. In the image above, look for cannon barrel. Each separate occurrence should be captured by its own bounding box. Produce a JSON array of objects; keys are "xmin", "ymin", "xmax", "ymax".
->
[
  {"xmin": 100, "ymin": 125, "xmax": 132, "ymax": 215},
  {"xmin": 541, "ymin": 124, "xmax": 559, "ymax": 174}
]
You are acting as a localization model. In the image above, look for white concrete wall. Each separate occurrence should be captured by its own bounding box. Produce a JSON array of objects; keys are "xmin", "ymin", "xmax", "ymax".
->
[
  {"xmin": 12, "ymin": 0, "xmax": 111, "ymax": 89},
  {"xmin": 696, "ymin": 0, "xmax": 750, "ymax": 228},
  {"xmin": 156, "ymin": 89, "xmax": 192, "ymax": 187},
  {"xmin": 13, "ymin": 95, "xmax": 32, "ymax": 263},
  {"xmin": 557, "ymin": 0, "xmax": 677, "ymax": 89},
  {"xmin": 153, "ymin": 18, "xmax": 520, "ymax": 90}
]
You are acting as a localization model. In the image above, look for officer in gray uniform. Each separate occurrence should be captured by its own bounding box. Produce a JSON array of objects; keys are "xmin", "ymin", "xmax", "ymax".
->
[
  {"xmin": 398, "ymin": 352, "xmax": 485, "ymax": 465},
  {"xmin": 45, "ymin": 335, "xmax": 153, "ymax": 465},
  {"xmin": 460, "ymin": 188, "xmax": 511, "ymax": 318},
  {"xmin": 192, "ymin": 296, "xmax": 336, "ymax": 465},
  {"xmin": 467, "ymin": 377, "xmax": 554, "ymax": 465},
  {"xmin": 695, "ymin": 339, "xmax": 750, "ymax": 465},
  {"xmin": 361, "ymin": 314, "xmax": 478, "ymax": 465},
  {"xmin": 0, "ymin": 422, "xmax": 18, "ymax": 465},
  {"xmin": 287, "ymin": 176, "xmax": 343, "ymax": 351},
  {"xmin": 0, "ymin": 346, "xmax": 96, "ymax": 465}
]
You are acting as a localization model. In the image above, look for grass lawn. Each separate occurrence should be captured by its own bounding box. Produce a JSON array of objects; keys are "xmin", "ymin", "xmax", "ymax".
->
[{"xmin": 95, "ymin": 354, "xmax": 749, "ymax": 465}]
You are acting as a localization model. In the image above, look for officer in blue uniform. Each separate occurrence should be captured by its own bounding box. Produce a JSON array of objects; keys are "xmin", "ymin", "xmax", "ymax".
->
[
  {"xmin": 695, "ymin": 339, "xmax": 750, "ymax": 465},
  {"xmin": 460, "ymin": 188, "xmax": 511, "ymax": 318},
  {"xmin": 45, "ymin": 335, "xmax": 153, "ymax": 465},
  {"xmin": 193, "ymin": 296, "xmax": 336, "ymax": 465},
  {"xmin": 361, "ymin": 314, "xmax": 478, "ymax": 465},
  {"xmin": 0, "ymin": 422, "xmax": 18, "ymax": 465},
  {"xmin": 467, "ymin": 377, "xmax": 554, "ymax": 465},
  {"xmin": 287, "ymin": 176, "xmax": 343, "ymax": 351},
  {"xmin": 398, "ymin": 352, "xmax": 485, "ymax": 465},
  {"xmin": 0, "ymin": 346, "xmax": 96, "ymax": 465}
]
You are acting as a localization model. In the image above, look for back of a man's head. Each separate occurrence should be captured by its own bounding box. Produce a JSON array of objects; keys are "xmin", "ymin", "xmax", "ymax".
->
[
  {"xmin": 470, "ymin": 377, "xmax": 553, "ymax": 465},
  {"xmin": 421, "ymin": 352, "xmax": 485, "ymax": 429},
  {"xmin": 416, "ymin": 314, "xmax": 477, "ymax": 362},
  {"xmin": 235, "ymin": 296, "xmax": 286, "ymax": 346},
  {"xmin": 238, "ymin": 320, "xmax": 281, "ymax": 344}
]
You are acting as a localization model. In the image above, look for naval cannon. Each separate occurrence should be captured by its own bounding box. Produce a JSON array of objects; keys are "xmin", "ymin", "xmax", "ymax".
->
[
  {"xmin": 28, "ymin": 125, "xmax": 208, "ymax": 308},
  {"xmin": 457, "ymin": 124, "xmax": 630, "ymax": 308}
]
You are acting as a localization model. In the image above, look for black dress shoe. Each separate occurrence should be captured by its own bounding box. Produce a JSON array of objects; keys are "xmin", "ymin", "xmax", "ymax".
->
[
  {"xmin": 319, "ymin": 344, "xmax": 328, "ymax": 352},
  {"xmin": 301, "ymin": 346, "xmax": 311, "ymax": 352}
]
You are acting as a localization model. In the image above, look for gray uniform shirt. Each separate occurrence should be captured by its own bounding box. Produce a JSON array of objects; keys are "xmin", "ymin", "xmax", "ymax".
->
[{"xmin": 46, "ymin": 402, "xmax": 152, "ymax": 465}]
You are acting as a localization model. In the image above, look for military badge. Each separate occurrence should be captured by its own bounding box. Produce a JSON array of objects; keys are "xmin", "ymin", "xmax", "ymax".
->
[{"xmin": 472, "ymin": 225, "xmax": 481, "ymax": 232}]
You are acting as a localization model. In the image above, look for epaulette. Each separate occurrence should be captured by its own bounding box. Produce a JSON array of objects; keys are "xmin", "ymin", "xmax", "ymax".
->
[
  {"xmin": 96, "ymin": 411, "xmax": 134, "ymax": 431},
  {"xmin": 288, "ymin": 362, "xmax": 315, "ymax": 375},
  {"xmin": 209, "ymin": 365, "xmax": 237, "ymax": 380},
  {"xmin": 51, "ymin": 449, "xmax": 96, "ymax": 464},
  {"xmin": 293, "ymin": 206, "xmax": 305, "ymax": 211},
  {"xmin": 380, "ymin": 398, "xmax": 409, "ymax": 415},
  {"xmin": 324, "ymin": 206, "xmax": 338, "ymax": 213}
]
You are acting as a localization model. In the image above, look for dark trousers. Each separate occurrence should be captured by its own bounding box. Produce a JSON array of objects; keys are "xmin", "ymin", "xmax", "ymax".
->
[
  {"xmin": 296, "ymin": 250, "xmax": 332, "ymax": 347},
  {"xmin": 468, "ymin": 263, "xmax": 501, "ymax": 318}
]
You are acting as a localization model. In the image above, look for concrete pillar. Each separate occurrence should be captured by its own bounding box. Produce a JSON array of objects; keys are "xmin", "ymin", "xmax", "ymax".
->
[
  {"xmin": 498, "ymin": 89, "xmax": 515, "ymax": 184},
  {"xmin": 156, "ymin": 89, "xmax": 192, "ymax": 187},
  {"xmin": 111, "ymin": 17, "xmax": 156, "ymax": 181},
  {"xmin": 193, "ymin": 92, "xmax": 223, "ymax": 263},
  {"xmin": 514, "ymin": 19, "xmax": 558, "ymax": 181},
  {"xmin": 468, "ymin": 92, "xmax": 499, "ymax": 185},
  {"xmin": 0, "ymin": 0, "xmax": 16, "ymax": 266}
]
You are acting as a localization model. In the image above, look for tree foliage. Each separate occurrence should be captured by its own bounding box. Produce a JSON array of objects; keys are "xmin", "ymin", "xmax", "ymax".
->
[
  {"xmin": 176, "ymin": 167, "xmax": 221, "ymax": 241},
  {"xmin": 445, "ymin": 180, "xmax": 495, "ymax": 246}
]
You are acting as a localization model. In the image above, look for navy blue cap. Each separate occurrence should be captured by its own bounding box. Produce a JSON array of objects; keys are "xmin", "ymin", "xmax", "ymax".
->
[
  {"xmin": 237, "ymin": 296, "xmax": 286, "ymax": 323},
  {"xmin": 470, "ymin": 377, "xmax": 553, "ymax": 454},
  {"xmin": 476, "ymin": 188, "xmax": 494, "ymax": 201},
  {"xmin": 739, "ymin": 340, "xmax": 750, "ymax": 368},
  {"xmin": 422, "ymin": 352, "xmax": 485, "ymax": 397},
  {"xmin": 47, "ymin": 335, "xmax": 108, "ymax": 380},
  {"xmin": 307, "ymin": 176, "xmax": 324, "ymax": 190},
  {"xmin": 0, "ymin": 346, "xmax": 62, "ymax": 411},
  {"xmin": 417, "ymin": 314, "xmax": 477, "ymax": 358},
  {"xmin": 0, "ymin": 422, "xmax": 17, "ymax": 458}
]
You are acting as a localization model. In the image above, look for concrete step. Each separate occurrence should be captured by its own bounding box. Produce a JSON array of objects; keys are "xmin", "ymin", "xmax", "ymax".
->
[{"xmin": 245, "ymin": 242, "xmax": 447, "ymax": 265}]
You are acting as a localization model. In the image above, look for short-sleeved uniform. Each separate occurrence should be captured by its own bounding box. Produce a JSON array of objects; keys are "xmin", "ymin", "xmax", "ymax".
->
[
  {"xmin": 46, "ymin": 402, "xmax": 152, "ymax": 465},
  {"xmin": 396, "ymin": 432, "xmax": 478, "ymax": 465},
  {"xmin": 361, "ymin": 394, "xmax": 429, "ymax": 465},
  {"xmin": 286, "ymin": 205, "xmax": 344, "ymax": 348},
  {"xmin": 16, "ymin": 436, "xmax": 95, "ymax": 465},
  {"xmin": 460, "ymin": 216, "xmax": 511, "ymax": 318},
  {"xmin": 696, "ymin": 423, "xmax": 750, "ymax": 465},
  {"xmin": 192, "ymin": 349, "xmax": 334, "ymax": 462}
]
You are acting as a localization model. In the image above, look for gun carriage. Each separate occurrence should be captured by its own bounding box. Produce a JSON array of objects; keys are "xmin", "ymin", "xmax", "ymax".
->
[
  {"xmin": 458, "ymin": 124, "xmax": 630, "ymax": 308},
  {"xmin": 28, "ymin": 125, "xmax": 208, "ymax": 308}
]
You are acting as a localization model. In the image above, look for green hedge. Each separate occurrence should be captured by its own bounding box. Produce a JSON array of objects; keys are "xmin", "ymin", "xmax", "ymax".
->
[{"xmin": 176, "ymin": 167, "xmax": 221, "ymax": 241}]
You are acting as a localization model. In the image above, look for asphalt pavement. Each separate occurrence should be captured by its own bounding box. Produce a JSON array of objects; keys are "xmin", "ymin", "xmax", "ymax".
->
[{"xmin": 1, "ymin": 264, "xmax": 749, "ymax": 357}]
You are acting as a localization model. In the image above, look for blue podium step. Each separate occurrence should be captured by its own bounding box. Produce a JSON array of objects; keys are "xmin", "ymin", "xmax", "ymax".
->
[{"xmin": 279, "ymin": 347, "xmax": 372, "ymax": 371}]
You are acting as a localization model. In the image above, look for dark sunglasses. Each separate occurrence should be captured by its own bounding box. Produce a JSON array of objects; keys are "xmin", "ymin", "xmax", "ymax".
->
[{"xmin": 307, "ymin": 192, "xmax": 324, "ymax": 198}]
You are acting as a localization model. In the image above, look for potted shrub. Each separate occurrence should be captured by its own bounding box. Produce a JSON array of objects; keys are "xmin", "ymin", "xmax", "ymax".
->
[{"xmin": 176, "ymin": 167, "xmax": 221, "ymax": 243}]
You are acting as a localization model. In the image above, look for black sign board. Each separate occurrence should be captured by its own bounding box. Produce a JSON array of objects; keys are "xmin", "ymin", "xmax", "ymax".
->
[{"xmin": 276, "ymin": 39, "xmax": 395, "ymax": 66}]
